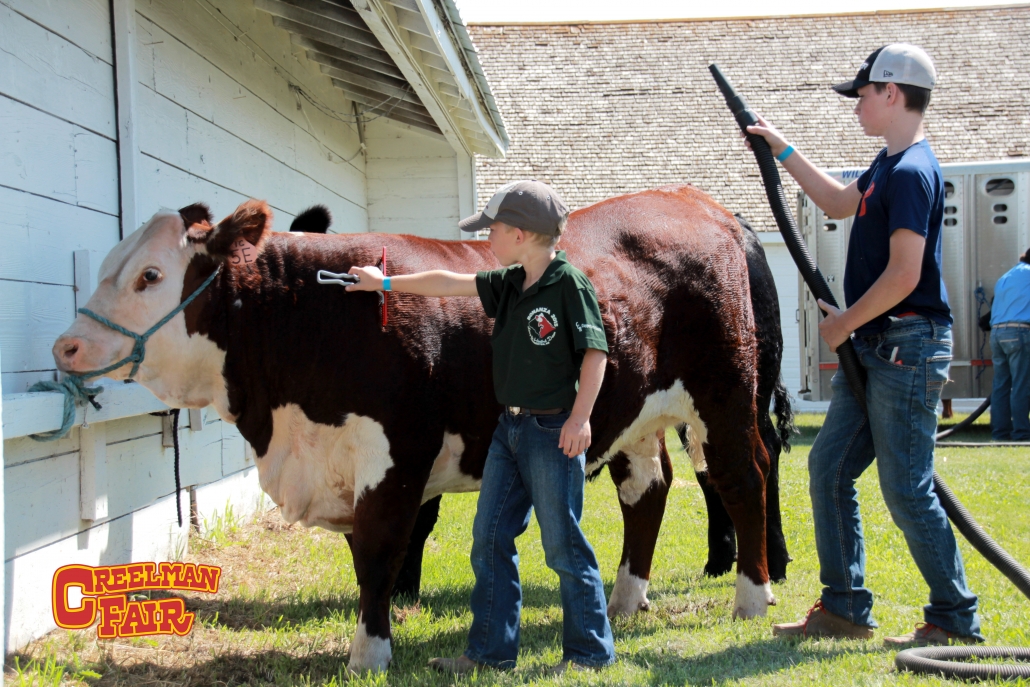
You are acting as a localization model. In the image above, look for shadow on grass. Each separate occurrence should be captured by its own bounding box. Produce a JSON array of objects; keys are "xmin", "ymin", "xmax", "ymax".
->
[{"xmin": 623, "ymin": 637, "xmax": 889, "ymax": 685}]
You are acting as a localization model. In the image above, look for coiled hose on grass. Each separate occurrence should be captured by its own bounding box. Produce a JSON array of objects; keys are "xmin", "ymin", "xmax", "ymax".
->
[{"xmin": 710, "ymin": 63, "xmax": 1030, "ymax": 680}]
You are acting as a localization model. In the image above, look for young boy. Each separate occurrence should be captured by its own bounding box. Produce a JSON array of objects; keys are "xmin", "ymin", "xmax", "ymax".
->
[
  {"xmin": 346, "ymin": 180, "xmax": 616, "ymax": 673},
  {"xmin": 747, "ymin": 44, "xmax": 983, "ymax": 645}
]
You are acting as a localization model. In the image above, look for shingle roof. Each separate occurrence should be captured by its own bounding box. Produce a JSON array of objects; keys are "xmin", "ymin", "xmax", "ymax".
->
[{"xmin": 468, "ymin": 7, "xmax": 1030, "ymax": 229}]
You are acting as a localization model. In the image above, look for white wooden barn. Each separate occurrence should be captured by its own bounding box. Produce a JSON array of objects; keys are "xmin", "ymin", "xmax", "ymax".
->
[{"xmin": 0, "ymin": 0, "xmax": 507, "ymax": 652}]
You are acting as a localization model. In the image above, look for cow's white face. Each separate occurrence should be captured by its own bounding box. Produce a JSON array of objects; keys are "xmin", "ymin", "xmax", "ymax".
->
[{"xmin": 52, "ymin": 200, "xmax": 272, "ymax": 417}]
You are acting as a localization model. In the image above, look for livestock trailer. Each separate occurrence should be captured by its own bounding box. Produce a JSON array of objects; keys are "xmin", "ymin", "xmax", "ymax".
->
[{"xmin": 797, "ymin": 159, "xmax": 1030, "ymax": 402}]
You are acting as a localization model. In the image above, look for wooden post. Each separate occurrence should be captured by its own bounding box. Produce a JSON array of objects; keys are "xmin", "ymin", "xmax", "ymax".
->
[
  {"xmin": 1, "ymin": 343, "xmax": 7, "ymax": 662},
  {"xmin": 79, "ymin": 423, "xmax": 109, "ymax": 522},
  {"xmin": 112, "ymin": 0, "xmax": 139, "ymax": 238}
]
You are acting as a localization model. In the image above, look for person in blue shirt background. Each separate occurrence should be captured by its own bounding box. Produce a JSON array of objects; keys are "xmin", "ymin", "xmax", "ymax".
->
[{"xmin": 989, "ymin": 248, "xmax": 1030, "ymax": 441}]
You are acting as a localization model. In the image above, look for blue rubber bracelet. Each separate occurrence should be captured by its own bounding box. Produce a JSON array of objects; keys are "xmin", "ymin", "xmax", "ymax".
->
[
  {"xmin": 776, "ymin": 145, "xmax": 795, "ymax": 163},
  {"xmin": 383, "ymin": 277, "xmax": 391, "ymax": 291}
]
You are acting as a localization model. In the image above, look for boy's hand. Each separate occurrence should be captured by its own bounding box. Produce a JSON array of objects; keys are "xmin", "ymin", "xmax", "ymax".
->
[
  {"xmin": 559, "ymin": 413, "xmax": 592, "ymax": 458},
  {"xmin": 817, "ymin": 299, "xmax": 852, "ymax": 352},
  {"xmin": 344, "ymin": 265, "xmax": 384, "ymax": 292},
  {"xmin": 744, "ymin": 114, "xmax": 791, "ymax": 158}
]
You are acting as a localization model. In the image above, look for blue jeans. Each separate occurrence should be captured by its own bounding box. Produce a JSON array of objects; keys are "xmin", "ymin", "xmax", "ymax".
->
[
  {"xmin": 990, "ymin": 325, "xmax": 1030, "ymax": 441},
  {"xmin": 809, "ymin": 317, "xmax": 981, "ymax": 638},
  {"xmin": 464, "ymin": 411, "xmax": 615, "ymax": 669}
]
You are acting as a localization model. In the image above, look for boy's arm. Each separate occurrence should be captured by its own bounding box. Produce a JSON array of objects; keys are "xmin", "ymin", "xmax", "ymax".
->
[
  {"xmin": 817, "ymin": 228, "xmax": 925, "ymax": 351},
  {"xmin": 746, "ymin": 115, "xmax": 863, "ymax": 220},
  {"xmin": 560, "ymin": 348, "xmax": 607, "ymax": 458},
  {"xmin": 345, "ymin": 265, "xmax": 478, "ymax": 297}
]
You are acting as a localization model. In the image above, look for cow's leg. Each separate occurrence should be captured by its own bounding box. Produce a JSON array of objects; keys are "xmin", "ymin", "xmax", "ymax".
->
[
  {"xmin": 763, "ymin": 434, "xmax": 790, "ymax": 583},
  {"xmin": 391, "ymin": 495, "xmax": 442, "ymax": 602},
  {"xmin": 606, "ymin": 431, "xmax": 672, "ymax": 617},
  {"xmin": 703, "ymin": 405, "xmax": 775, "ymax": 620},
  {"xmin": 695, "ymin": 469, "xmax": 737, "ymax": 577},
  {"xmin": 346, "ymin": 473, "xmax": 428, "ymax": 673}
]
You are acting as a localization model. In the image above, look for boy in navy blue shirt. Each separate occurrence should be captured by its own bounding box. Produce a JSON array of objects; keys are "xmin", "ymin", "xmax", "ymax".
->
[{"xmin": 748, "ymin": 44, "xmax": 982, "ymax": 646}]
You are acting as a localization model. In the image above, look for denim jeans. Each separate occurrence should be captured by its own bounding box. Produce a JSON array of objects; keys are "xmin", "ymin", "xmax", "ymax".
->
[
  {"xmin": 464, "ymin": 411, "xmax": 615, "ymax": 668},
  {"xmin": 990, "ymin": 325, "xmax": 1030, "ymax": 441},
  {"xmin": 809, "ymin": 316, "xmax": 981, "ymax": 637}
]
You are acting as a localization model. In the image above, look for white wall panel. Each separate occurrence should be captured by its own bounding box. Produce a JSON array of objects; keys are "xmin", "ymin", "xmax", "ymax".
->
[
  {"xmin": 3, "ymin": 0, "xmax": 113, "ymax": 64},
  {"xmin": 0, "ymin": 4, "xmax": 116, "ymax": 138},
  {"xmin": 0, "ymin": 96, "xmax": 119, "ymax": 216},
  {"xmin": 0, "ymin": 281, "xmax": 74, "ymax": 375}
]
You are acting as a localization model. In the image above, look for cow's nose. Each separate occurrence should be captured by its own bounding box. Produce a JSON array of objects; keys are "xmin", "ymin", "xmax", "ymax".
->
[{"xmin": 55, "ymin": 337, "xmax": 84, "ymax": 371}]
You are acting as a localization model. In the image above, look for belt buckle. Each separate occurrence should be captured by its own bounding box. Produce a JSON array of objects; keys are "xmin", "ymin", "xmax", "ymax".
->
[{"xmin": 508, "ymin": 406, "xmax": 522, "ymax": 416}]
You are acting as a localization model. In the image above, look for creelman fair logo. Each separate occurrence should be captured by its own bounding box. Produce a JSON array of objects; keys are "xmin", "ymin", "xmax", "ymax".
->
[
  {"xmin": 53, "ymin": 562, "xmax": 220, "ymax": 638},
  {"xmin": 528, "ymin": 307, "xmax": 558, "ymax": 345}
]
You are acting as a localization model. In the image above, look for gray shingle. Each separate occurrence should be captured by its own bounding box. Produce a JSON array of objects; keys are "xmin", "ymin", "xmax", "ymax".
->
[{"xmin": 468, "ymin": 8, "xmax": 1030, "ymax": 230}]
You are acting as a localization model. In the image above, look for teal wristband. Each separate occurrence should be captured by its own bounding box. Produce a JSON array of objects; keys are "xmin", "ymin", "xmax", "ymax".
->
[
  {"xmin": 382, "ymin": 277, "xmax": 391, "ymax": 291},
  {"xmin": 776, "ymin": 145, "xmax": 795, "ymax": 163}
]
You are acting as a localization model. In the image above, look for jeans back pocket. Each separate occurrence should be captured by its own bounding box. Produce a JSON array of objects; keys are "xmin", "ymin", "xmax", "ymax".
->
[{"xmin": 925, "ymin": 354, "xmax": 952, "ymax": 410}]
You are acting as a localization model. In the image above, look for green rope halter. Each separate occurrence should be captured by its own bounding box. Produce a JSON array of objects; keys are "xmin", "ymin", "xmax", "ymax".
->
[{"xmin": 29, "ymin": 265, "xmax": 222, "ymax": 441}]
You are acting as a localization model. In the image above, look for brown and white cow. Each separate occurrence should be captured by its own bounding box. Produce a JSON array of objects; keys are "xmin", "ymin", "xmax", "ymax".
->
[{"xmin": 53, "ymin": 185, "xmax": 775, "ymax": 672}]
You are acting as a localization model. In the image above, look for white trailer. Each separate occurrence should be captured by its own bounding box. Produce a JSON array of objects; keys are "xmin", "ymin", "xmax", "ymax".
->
[{"xmin": 797, "ymin": 159, "xmax": 1030, "ymax": 402}]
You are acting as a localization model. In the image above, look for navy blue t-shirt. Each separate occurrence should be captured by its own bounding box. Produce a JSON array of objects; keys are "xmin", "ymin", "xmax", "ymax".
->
[{"xmin": 844, "ymin": 139, "xmax": 952, "ymax": 336}]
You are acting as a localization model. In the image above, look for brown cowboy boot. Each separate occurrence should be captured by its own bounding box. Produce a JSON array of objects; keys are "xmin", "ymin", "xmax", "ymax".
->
[{"xmin": 772, "ymin": 599, "xmax": 875, "ymax": 639}]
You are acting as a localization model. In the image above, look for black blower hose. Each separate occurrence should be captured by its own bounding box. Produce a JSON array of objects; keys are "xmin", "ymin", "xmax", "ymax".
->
[
  {"xmin": 895, "ymin": 646, "xmax": 1030, "ymax": 680},
  {"xmin": 710, "ymin": 63, "xmax": 1030, "ymax": 679},
  {"xmin": 935, "ymin": 395, "xmax": 991, "ymax": 441}
]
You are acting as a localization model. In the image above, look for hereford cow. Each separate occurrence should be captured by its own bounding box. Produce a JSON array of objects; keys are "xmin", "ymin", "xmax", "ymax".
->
[{"xmin": 53, "ymin": 186, "xmax": 776, "ymax": 672}]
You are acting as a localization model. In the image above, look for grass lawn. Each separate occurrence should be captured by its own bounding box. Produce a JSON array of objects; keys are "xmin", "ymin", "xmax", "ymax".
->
[{"xmin": 9, "ymin": 412, "xmax": 1030, "ymax": 686}]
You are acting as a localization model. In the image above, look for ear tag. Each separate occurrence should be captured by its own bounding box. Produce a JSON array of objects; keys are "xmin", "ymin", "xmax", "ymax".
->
[{"xmin": 230, "ymin": 237, "xmax": 257, "ymax": 266}]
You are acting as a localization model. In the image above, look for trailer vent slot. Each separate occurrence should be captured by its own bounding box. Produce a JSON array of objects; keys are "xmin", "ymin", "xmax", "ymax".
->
[
  {"xmin": 993, "ymin": 204, "xmax": 1008, "ymax": 212},
  {"xmin": 993, "ymin": 215, "xmax": 1008, "ymax": 225},
  {"xmin": 823, "ymin": 222, "xmax": 837, "ymax": 232},
  {"xmin": 944, "ymin": 218, "xmax": 958, "ymax": 226},
  {"xmin": 945, "ymin": 206, "xmax": 957, "ymax": 215},
  {"xmin": 985, "ymin": 178, "xmax": 1014, "ymax": 196},
  {"xmin": 944, "ymin": 181, "xmax": 955, "ymax": 198}
]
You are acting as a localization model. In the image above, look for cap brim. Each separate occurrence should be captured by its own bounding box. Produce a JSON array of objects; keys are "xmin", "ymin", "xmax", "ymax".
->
[
  {"xmin": 459, "ymin": 211, "xmax": 494, "ymax": 232},
  {"xmin": 832, "ymin": 79, "xmax": 870, "ymax": 98}
]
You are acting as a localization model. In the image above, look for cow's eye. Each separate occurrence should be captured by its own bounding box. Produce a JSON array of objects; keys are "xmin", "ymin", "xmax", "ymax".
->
[{"xmin": 136, "ymin": 268, "xmax": 163, "ymax": 291}]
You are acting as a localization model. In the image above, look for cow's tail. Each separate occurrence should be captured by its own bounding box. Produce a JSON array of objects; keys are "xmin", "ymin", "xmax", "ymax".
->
[{"xmin": 772, "ymin": 376, "xmax": 796, "ymax": 453}]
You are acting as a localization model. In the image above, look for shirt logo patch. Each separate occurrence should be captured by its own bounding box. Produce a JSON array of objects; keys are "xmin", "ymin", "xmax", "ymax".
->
[
  {"xmin": 859, "ymin": 181, "xmax": 876, "ymax": 217},
  {"xmin": 528, "ymin": 307, "xmax": 558, "ymax": 345},
  {"xmin": 575, "ymin": 321, "xmax": 604, "ymax": 333}
]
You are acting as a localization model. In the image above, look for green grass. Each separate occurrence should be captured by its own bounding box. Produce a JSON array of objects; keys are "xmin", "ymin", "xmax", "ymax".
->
[{"xmin": 8, "ymin": 413, "xmax": 1030, "ymax": 685}]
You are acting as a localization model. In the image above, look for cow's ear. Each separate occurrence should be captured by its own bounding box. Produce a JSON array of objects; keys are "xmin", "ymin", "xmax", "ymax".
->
[
  {"xmin": 179, "ymin": 202, "xmax": 213, "ymax": 231},
  {"xmin": 187, "ymin": 200, "xmax": 272, "ymax": 259}
]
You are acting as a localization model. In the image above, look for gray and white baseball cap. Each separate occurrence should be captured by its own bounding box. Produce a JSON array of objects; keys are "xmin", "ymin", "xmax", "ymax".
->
[
  {"xmin": 459, "ymin": 180, "xmax": 569, "ymax": 236},
  {"xmin": 833, "ymin": 44, "xmax": 937, "ymax": 98}
]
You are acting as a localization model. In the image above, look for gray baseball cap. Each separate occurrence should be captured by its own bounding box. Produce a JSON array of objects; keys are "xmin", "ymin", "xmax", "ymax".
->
[
  {"xmin": 833, "ymin": 44, "xmax": 937, "ymax": 98},
  {"xmin": 459, "ymin": 180, "xmax": 569, "ymax": 236}
]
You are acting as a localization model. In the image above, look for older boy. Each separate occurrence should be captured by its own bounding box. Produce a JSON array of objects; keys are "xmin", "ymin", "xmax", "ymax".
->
[
  {"xmin": 747, "ymin": 45, "xmax": 982, "ymax": 645},
  {"xmin": 346, "ymin": 180, "xmax": 616, "ymax": 672}
]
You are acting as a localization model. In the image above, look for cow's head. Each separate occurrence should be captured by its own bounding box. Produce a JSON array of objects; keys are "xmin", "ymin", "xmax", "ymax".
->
[{"xmin": 52, "ymin": 200, "xmax": 273, "ymax": 412}]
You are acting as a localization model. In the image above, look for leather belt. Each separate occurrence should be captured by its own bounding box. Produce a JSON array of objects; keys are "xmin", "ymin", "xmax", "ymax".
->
[
  {"xmin": 506, "ymin": 406, "xmax": 565, "ymax": 416},
  {"xmin": 995, "ymin": 322, "xmax": 1030, "ymax": 329}
]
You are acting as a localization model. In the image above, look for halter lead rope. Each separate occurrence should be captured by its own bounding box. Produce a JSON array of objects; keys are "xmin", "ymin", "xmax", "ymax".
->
[{"xmin": 28, "ymin": 265, "xmax": 222, "ymax": 442}]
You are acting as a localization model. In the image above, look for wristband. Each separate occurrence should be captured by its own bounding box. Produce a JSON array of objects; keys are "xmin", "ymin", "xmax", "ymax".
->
[
  {"xmin": 776, "ymin": 145, "xmax": 795, "ymax": 163},
  {"xmin": 382, "ymin": 277, "xmax": 391, "ymax": 292}
]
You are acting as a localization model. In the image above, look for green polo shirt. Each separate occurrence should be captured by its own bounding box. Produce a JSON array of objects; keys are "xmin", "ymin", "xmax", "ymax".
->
[{"xmin": 476, "ymin": 251, "xmax": 609, "ymax": 410}]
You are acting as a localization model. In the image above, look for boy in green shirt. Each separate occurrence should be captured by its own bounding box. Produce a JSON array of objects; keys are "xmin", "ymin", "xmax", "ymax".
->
[{"xmin": 346, "ymin": 180, "xmax": 615, "ymax": 673}]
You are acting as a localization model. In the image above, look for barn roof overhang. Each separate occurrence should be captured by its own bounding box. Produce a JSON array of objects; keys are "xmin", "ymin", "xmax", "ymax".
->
[{"xmin": 254, "ymin": 0, "xmax": 508, "ymax": 158}]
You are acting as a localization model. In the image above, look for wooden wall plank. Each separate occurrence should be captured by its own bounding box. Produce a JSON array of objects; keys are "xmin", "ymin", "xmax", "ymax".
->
[
  {"xmin": 0, "ymin": 186, "xmax": 120, "ymax": 287},
  {"xmin": 5, "ymin": 452, "xmax": 81, "ymax": 561},
  {"xmin": 4, "ymin": 0, "xmax": 113, "ymax": 64},
  {"xmin": 0, "ymin": 4, "xmax": 116, "ymax": 139},
  {"xmin": 0, "ymin": 281, "xmax": 74, "ymax": 375},
  {"xmin": 0, "ymin": 96, "xmax": 119, "ymax": 215}
]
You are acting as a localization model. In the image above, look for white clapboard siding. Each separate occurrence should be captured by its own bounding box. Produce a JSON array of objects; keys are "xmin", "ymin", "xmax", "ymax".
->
[
  {"xmin": 3, "ymin": 0, "xmax": 113, "ymax": 65},
  {"xmin": 0, "ymin": 186, "xmax": 120, "ymax": 287},
  {"xmin": 758, "ymin": 238, "xmax": 804, "ymax": 399},
  {"xmin": 0, "ymin": 4, "xmax": 116, "ymax": 139},
  {"xmin": 367, "ymin": 120, "xmax": 460, "ymax": 239},
  {"xmin": 0, "ymin": 281, "xmax": 74, "ymax": 375},
  {"xmin": 0, "ymin": 96, "xmax": 119, "ymax": 216},
  {"xmin": 5, "ymin": 492, "xmax": 188, "ymax": 652},
  {"xmin": 135, "ymin": 4, "xmax": 367, "ymax": 199},
  {"xmin": 221, "ymin": 421, "xmax": 252, "ymax": 476}
]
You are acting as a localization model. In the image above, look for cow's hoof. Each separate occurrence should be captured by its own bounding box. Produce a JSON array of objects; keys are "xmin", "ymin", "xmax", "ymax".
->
[
  {"xmin": 606, "ymin": 563, "xmax": 651, "ymax": 618},
  {"xmin": 703, "ymin": 559, "xmax": 735, "ymax": 578},
  {"xmin": 731, "ymin": 573, "xmax": 775, "ymax": 620},
  {"xmin": 347, "ymin": 621, "xmax": 392, "ymax": 674}
]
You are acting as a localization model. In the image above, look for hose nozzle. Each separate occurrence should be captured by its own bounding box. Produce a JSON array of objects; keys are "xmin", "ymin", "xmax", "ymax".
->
[{"xmin": 709, "ymin": 63, "xmax": 760, "ymax": 132}]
